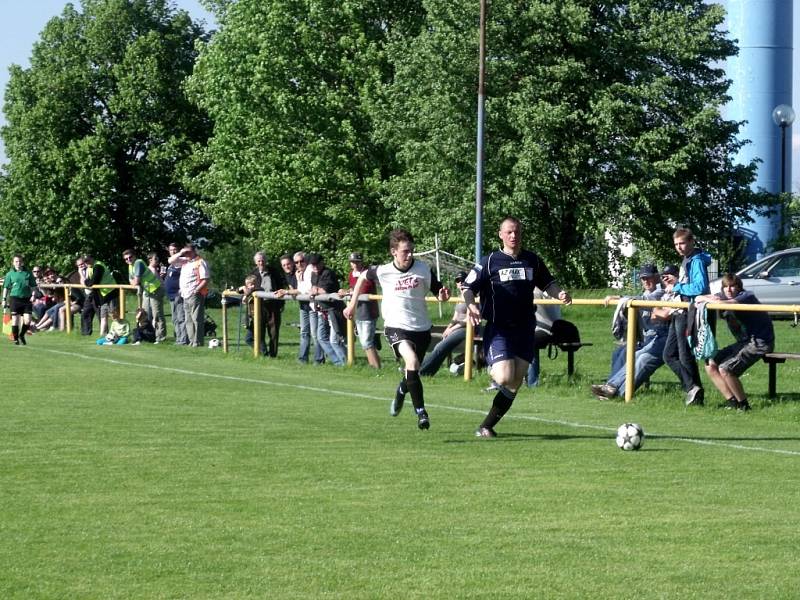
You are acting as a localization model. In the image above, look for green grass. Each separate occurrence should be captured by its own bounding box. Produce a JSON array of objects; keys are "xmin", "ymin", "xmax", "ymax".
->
[{"xmin": 2, "ymin": 301, "xmax": 800, "ymax": 599}]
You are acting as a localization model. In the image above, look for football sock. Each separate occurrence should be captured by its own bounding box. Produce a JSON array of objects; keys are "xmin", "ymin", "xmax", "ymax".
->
[
  {"xmin": 20, "ymin": 323, "xmax": 28, "ymax": 337},
  {"xmin": 405, "ymin": 370, "xmax": 424, "ymax": 411},
  {"xmin": 481, "ymin": 387, "xmax": 516, "ymax": 429},
  {"xmin": 395, "ymin": 379, "xmax": 408, "ymax": 403},
  {"xmin": 11, "ymin": 325, "xmax": 19, "ymax": 341}
]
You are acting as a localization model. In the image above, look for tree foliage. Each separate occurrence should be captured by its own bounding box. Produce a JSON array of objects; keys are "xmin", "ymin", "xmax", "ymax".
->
[
  {"xmin": 377, "ymin": 0, "xmax": 761, "ymax": 285},
  {"xmin": 187, "ymin": 0, "xmax": 424, "ymax": 266},
  {"xmin": 0, "ymin": 0, "xmax": 211, "ymax": 273}
]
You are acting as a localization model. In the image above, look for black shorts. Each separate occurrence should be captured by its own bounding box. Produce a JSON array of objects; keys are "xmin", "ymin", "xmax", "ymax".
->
[
  {"xmin": 384, "ymin": 327, "xmax": 432, "ymax": 362},
  {"xmin": 9, "ymin": 297, "xmax": 33, "ymax": 316}
]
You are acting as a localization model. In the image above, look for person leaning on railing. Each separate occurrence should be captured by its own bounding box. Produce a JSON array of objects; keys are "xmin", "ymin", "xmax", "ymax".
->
[{"xmin": 696, "ymin": 273, "xmax": 775, "ymax": 412}]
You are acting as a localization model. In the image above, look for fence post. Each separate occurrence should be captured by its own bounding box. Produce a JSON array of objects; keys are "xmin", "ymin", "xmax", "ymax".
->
[
  {"xmin": 252, "ymin": 295, "xmax": 261, "ymax": 358},
  {"xmin": 463, "ymin": 319, "xmax": 475, "ymax": 381},
  {"xmin": 624, "ymin": 303, "xmax": 638, "ymax": 403},
  {"xmin": 64, "ymin": 284, "xmax": 72, "ymax": 334},
  {"xmin": 221, "ymin": 295, "xmax": 229, "ymax": 353}
]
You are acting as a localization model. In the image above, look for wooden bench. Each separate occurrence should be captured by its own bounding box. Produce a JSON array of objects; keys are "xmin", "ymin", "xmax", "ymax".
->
[{"xmin": 763, "ymin": 353, "xmax": 800, "ymax": 398}]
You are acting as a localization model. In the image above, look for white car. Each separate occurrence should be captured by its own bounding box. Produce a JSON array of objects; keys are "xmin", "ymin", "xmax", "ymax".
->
[{"xmin": 710, "ymin": 248, "xmax": 800, "ymax": 306}]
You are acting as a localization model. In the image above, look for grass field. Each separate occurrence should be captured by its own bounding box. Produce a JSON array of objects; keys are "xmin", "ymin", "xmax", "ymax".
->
[{"xmin": 2, "ymin": 301, "xmax": 800, "ymax": 598}]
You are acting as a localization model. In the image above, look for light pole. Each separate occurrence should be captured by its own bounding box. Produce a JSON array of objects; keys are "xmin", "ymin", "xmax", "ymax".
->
[
  {"xmin": 474, "ymin": 0, "xmax": 487, "ymax": 263},
  {"xmin": 772, "ymin": 104, "xmax": 795, "ymax": 194}
]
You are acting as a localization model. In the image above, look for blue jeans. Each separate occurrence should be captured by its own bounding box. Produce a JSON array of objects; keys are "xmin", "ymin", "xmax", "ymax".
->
[
  {"xmin": 309, "ymin": 310, "xmax": 325, "ymax": 364},
  {"xmin": 420, "ymin": 328, "xmax": 467, "ymax": 376},
  {"xmin": 609, "ymin": 344, "xmax": 627, "ymax": 380},
  {"xmin": 315, "ymin": 311, "xmax": 343, "ymax": 365},
  {"xmin": 298, "ymin": 306, "xmax": 311, "ymax": 362},
  {"xmin": 526, "ymin": 350, "xmax": 540, "ymax": 387},
  {"xmin": 607, "ymin": 334, "xmax": 667, "ymax": 394}
]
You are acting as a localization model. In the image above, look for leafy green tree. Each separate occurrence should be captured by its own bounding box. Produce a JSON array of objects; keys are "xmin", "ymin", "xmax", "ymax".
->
[
  {"xmin": 0, "ymin": 0, "xmax": 211, "ymax": 273},
  {"xmin": 377, "ymin": 0, "xmax": 761, "ymax": 286},
  {"xmin": 187, "ymin": 0, "xmax": 424, "ymax": 268}
]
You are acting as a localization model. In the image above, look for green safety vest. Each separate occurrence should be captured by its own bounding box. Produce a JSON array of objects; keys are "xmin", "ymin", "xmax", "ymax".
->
[
  {"xmin": 128, "ymin": 259, "xmax": 162, "ymax": 294},
  {"xmin": 93, "ymin": 261, "xmax": 117, "ymax": 297}
]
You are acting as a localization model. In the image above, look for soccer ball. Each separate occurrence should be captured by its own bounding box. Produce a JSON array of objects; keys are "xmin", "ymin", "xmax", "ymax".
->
[
  {"xmin": 615, "ymin": 423, "xmax": 644, "ymax": 451},
  {"xmin": 207, "ymin": 338, "xmax": 220, "ymax": 349}
]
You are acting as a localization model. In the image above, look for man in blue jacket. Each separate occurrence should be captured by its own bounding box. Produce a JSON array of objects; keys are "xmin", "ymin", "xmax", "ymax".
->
[{"xmin": 662, "ymin": 227, "xmax": 712, "ymax": 406}]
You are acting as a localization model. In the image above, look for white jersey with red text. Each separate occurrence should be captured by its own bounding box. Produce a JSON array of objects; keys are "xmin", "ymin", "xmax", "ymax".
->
[{"xmin": 367, "ymin": 259, "xmax": 438, "ymax": 332}]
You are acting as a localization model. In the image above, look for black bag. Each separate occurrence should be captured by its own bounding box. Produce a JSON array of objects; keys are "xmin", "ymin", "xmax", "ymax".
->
[{"xmin": 550, "ymin": 319, "xmax": 580, "ymax": 350}]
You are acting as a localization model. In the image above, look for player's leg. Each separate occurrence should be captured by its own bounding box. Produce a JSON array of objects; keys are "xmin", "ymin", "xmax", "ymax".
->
[{"xmin": 396, "ymin": 339, "xmax": 432, "ymax": 429}]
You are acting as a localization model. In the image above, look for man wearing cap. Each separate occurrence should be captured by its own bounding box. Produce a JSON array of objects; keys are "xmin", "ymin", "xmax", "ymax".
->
[
  {"xmin": 591, "ymin": 263, "xmax": 671, "ymax": 399},
  {"xmin": 340, "ymin": 252, "xmax": 381, "ymax": 369}
]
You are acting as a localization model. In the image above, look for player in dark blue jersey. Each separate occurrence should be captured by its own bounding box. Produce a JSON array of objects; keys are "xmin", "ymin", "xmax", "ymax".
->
[{"xmin": 463, "ymin": 217, "xmax": 572, "ymax": 437}]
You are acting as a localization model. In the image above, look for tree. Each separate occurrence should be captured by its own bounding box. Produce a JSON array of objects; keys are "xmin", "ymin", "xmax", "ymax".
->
[
  {"xmin": 377, "ymin": 0, "xmax": 761, "ymax": 286},
  {"xmin": 187, "ymin": 0, "xmax": 424, "ymax": 266},
  {"xmin": 0, "ymin": 0, "xmax": 211, "ymax": 273}
]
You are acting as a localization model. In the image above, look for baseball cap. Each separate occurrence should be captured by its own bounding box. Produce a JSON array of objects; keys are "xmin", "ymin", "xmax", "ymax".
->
[
  {"xmin": 454, "ymin": 271, "xmax": 468, "ymax": 283},
  {"xmin": 662, "ymin": 264, "xmax": 679, "ymax": 277},
  {"xmin": 639, "ymin": 264, "xmax": 658, "ymax": 278},
  {"xmin": 348, "ymin": 252, "xmax": 363, "ymax": 263}
]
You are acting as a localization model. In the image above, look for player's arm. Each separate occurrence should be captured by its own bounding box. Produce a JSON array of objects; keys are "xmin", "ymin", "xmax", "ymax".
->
[
  {"xmin": 544, "ymin": 281, "xmax": 572, "ymax": 305},
  {"xmin": 462, "ymin": 288, "xmax": 482, "ymax": 326},
  {"xmin": 343, "ymin": 272, "xmax": 368, "ymax": 320}
]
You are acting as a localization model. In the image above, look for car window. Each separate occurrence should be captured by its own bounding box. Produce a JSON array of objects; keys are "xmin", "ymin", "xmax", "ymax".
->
[
  {"xmin": 740, "ymin": 256, "xmax": 777, "ymax": 278},
  {"xmin": 771, "ymin": 253, "xmax": 800, "ymax": 278}
]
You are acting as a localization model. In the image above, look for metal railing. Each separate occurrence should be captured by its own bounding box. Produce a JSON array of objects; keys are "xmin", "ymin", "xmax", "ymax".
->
[
  {"xmin": 38, "ymin": 283, "xmax": 139, "ymax": 333},
  {"xmin": 219, "ymin": 291, "xmax": 800, "ymax": 404}
]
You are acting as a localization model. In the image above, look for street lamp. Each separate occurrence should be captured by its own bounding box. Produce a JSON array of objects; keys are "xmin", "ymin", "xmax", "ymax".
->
[{"xmin": 772, "ymin": 104, "xmax": 795, "ymax": 194}]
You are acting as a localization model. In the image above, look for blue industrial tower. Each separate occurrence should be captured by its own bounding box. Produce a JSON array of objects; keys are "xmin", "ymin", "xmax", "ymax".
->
[{"xmin": 726, "ymin": 0, "xmax": 793, "ymax": 260}]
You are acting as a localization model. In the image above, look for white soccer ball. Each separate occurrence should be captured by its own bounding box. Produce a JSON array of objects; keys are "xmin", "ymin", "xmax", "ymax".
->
[
  {"xmin": 207, "ymin": 338, "xmax": 220, "ymax": 349},
  {"xmin": 615, "ymin": 423, "xmax": 644, "ymax": 451}
]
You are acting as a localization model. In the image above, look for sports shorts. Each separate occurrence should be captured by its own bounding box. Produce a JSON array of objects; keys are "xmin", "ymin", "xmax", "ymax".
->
[
  {"xmin": 714, "ymin": 338, "xmax": 773, "ymax": 377},
  {"xmin": 9, "ymin": 296, "xmax": 33, "ymax": 316},
  {"xmin": 384, "ymin": 327, "xmax": 432, "ymax": 362},
  {"xmin": 483, "ymin": 322, "xmax": 536, "ymax": 366}
]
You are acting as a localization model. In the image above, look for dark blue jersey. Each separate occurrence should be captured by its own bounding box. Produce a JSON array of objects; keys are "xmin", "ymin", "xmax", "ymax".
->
[{"xmin": 465, "ymin": 249, "xmax": 556, "ymax": 329}]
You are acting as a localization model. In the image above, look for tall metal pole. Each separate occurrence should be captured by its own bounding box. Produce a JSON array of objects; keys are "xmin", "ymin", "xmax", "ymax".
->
[
  {"xmin": 474, "ymin": 0, "xmax": 486, "ymax": 263},
  {"xmin": 780, "ymin": 123, "xmax": 787, "ymax": 194}
]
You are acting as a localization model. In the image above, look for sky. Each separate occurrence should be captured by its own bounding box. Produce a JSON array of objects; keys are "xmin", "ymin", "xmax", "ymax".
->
[{"xmin": 1, "ymin": 1, "xmax": 799, "ymax": 191}]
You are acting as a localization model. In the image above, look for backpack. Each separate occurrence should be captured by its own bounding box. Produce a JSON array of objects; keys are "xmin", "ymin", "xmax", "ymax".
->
[{"xmin": 689, "ymin": 302, "xmax": 718, "ymax": 360}]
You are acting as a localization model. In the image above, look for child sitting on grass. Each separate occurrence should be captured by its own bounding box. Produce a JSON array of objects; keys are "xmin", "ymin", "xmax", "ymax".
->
[
  {"xmin": 96, "ymin": 310, "xmax": 130, "ymax": 345},
  {"xmin": 131, "ymin": 307, "xmax": 156, "ymax": 344}
]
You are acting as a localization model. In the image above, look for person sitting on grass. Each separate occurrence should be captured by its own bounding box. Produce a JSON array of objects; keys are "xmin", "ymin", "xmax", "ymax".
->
[
  {"xmin": 696, "ymin": 273, "xmax": 774, "ymax": 412},
  {"xmin": 131, "ymin": 308, "xmax": 156, "ymax": 344},
  {"xmin": 96, "ymin": 310, "xmax": 130, "ymax": 345}
]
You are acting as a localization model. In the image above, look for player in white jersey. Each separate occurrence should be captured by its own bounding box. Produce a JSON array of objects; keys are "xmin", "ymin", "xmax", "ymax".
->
[{"xmin": 345, "ymin": 229, "xmax": 450, "ymax": 429}]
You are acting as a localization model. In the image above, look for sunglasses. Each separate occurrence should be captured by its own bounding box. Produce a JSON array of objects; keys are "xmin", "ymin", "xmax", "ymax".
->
[{"xmin": 294, "ymin": 260, "xmax": 305, "ymax": 264}]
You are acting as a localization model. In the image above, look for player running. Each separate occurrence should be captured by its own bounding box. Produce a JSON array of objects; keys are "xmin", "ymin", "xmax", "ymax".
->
[
  {"xmin": 463, "ymin": 217, "xmax": 572, "ymax": 437},
  {"xmin": 344, "ymin": 229, "xmax": 450, "ymax": 430}
]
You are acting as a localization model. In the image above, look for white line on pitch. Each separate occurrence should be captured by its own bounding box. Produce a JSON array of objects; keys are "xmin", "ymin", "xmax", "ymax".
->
[{"xmin": 30, "ymin": 347, "xmax": 800, "ymax": 457}]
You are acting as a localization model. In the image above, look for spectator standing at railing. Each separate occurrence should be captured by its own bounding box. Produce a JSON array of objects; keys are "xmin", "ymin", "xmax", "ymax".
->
[
  {"xmin": 2, "ymin": 254, "xmax": 37, "ymax": 345},
  {"xmin": 122, "ymin": 249, "xmax": 166, "ymax": 343},
  {"xmin": 308, "ymin": 253, "xmax": 346, "ymax": 366},
  {"xmin": 463, "ymin": 216, "xmax": 572, "ymax": 438},
  {"xmin": 250, "ymin": 251, "xmax": 282, "ymax": 357},
  {"xmin": 290, "ymin": 252, "xmax": 320, "ymax": 364},
  {"xmin": 697, "ymin": 274, "xmax": 774, "ymax": 412},
  {"xmin": 166, "ymin": 243, "xmax": 189, "ymax": 345},
  {"xmin": 661, "ymin": 227, "xmax": 712, "ymax": 406},
  {"xmin": 344, "ymin": 229, "xmax": 451, "ymax": 430},
  {"xmin": 340, "ymin": 252, "xmax": 381, "ymax": 369},
  {"xmin": 169, "ymin": 244, "xmax": 210, "ymax": 348},
  {"xmin": 80, "ymin": 255, "xmax": 117, "ymax": 337}
]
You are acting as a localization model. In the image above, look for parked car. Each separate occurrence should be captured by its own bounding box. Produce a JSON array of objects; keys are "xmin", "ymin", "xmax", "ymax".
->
[{"xmin": 709, "ymin": 247, "xmax": 800, "ymax": 306}]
